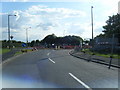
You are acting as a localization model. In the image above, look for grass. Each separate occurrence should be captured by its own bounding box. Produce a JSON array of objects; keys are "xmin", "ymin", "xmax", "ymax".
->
[
  {"xmin": 0, "ymin": 49, "xmax": 2, "ymax": 54},
  {"xmin": 14, "ymin": 51, "xmax": 23, "ymax": 56},
  {"xmin": 95, "ymin": 53, "xmax": 120, "ymax": 59},
  {"xmin": 0, "ymin": 48, "xmax": 11, "ymax": 54},
  {"xmin": 14, "ymin": 49, "xmax": 33, "ymax": 56},
  {"xmin": 82, "ymin": 49, "xmax": 120, "ymax": 59}
]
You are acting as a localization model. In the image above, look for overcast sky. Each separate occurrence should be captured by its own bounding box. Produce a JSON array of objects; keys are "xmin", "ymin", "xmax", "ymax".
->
[{"xmin": 0, "ymin": 0, "xmax": 120, "ymax": 42}]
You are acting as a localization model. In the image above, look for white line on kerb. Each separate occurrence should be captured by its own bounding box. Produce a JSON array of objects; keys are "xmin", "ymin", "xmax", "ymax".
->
[
  {"xmin": 48, "ymin": 58, "xmax": 55, "ymax": 64},
  {"xmin": 69, "ymin": 73, "xmax": 92, "ymax": 90}
]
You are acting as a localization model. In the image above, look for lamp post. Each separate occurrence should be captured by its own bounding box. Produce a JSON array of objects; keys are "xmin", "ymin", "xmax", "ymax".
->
[
  {"xmin": 26, "ymin": 27, "xmax": 31, "ymax": 47},
  {"xmin": 8, "ymin": 14, "xmax": 16, "ymax": 49},
  {"xmin": 91, "ymin": 6, "xmax": 94, "ymax": 47},
  {"xmin": 91, "ymin": 6, "xmax": 94, "ymax": 40}
]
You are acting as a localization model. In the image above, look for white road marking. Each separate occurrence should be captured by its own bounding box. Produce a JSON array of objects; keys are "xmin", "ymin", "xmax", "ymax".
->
[
  {"xmin": 47, "ymin": 53, "xmax": 50, "ymax": 56},
  {"xmin": 69, "ymin": 73, "xmax": 92, "ymax": 90},
  {"xmin": 68, "ymin": 52, "xmax": 70, "ymax": 55},
  {"xmin": 68, "ymin": 50, "xmax": 72, "ymax": 55},
  {"xmin": 48, "ymin": 58, "xmax": 55, "ymax": 64}
]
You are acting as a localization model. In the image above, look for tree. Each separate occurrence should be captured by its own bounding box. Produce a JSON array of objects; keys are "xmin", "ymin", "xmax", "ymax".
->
[
  {"xmin": 35, "ymin": 40, "xmax": 40, "ymax": 46},
  {"xmin": 30, "ymin": 40, "xmax": 35, "ymax": 47},
  {"xmin": 40, "ymin": 34, "xmax": 83, "ymax": 46},
  {"xmin": 102, "ymin": 14, "xmax": 120, "ymax": 42},
  {"xmin": 41, "ymin": 34, "xmax": 57, "ymax": 45}
]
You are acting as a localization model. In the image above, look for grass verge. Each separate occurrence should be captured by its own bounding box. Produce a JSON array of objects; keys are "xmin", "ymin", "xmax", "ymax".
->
[
  {"xmin": 82, "ymin": 49, "xmax": 120, "ymax": 59},
  {"xmin": 0, "ymin": 48, "xmax": 11, "ymax": 54},
  {"xmin": 14, "ymin": 51, "xmax": 23, "ymax": 56},
  {"xmin": 14, "ymin": 49, "xmax": 33, "ymax": 56}
]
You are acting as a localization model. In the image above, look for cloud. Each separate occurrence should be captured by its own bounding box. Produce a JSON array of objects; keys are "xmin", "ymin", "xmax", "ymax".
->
[
  {"xmin": 1, "ymin": 3, "xmax": 107, "ymax": 41},
  {"xmin": 13, "ymin": 11, "xmax": 20, "ymax": 21},
  {"xmin": 36, "ymin": 22, "xmax": 56, "ymax": 30},
  {"xmin": 0, "ymin": 13, "xmax": 8, "ymax": 15},
  {"xmin": 1, "ymin": 4, "xmax": 87, "ymax": 41},
  {"xmin": 26, "ymin": 5, "xmax": 86, "ymax": 18},
  {"xmin": 1, "ymin": 3, "xmax": 111, "ymax": 41},
  {"xmin": 0, "ymin": 0, "xmax": 92, "ymax": 2}
]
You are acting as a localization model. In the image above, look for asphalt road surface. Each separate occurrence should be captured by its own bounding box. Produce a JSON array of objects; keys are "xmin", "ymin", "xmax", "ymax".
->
[{"xmin": 2, "ymin": 49, "xmax": 118, "ymax": 89}]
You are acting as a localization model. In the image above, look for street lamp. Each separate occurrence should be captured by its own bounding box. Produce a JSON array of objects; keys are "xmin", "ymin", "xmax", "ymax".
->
[
  {"xmin": 8, "ymin": 14, "xmax": 16, "ymax": 49},
  {"xmin": 25, "ymin": 27, "xmax": 31, "ymax": 47},
  {"xmin": 91, "ymin": 6, "xmax": 94, "ymax": 49},
  {"xmin": 91, "ymin": 6, "xmax": 94, "ymax": 41}
]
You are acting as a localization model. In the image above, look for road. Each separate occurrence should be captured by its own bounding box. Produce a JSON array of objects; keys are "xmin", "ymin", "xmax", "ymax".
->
[{"xmin": 2, "ymin": 49, "xmax": 118, "ymax": 89}]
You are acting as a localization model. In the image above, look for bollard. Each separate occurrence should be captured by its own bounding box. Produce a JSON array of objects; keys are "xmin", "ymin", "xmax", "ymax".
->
[{"xmin": 108, "ymin": 56, "xmax": 113, "ymax": 69}]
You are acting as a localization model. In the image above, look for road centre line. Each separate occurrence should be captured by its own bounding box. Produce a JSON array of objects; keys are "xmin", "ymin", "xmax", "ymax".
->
[
  {"xmin": 69, "ymin": 73, "xmax": 92, "ymax": 90},
  {"xmin": 47, "ymin": 52, "xmax": 50, "ymax": 56},
  {"xmin": 48, "ymin": 58, "xmax": 55, "ymax": 64}
]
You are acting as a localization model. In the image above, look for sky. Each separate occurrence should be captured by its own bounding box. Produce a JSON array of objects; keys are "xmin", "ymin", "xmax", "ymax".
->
[{"xmin": 0, "ymin": 0, "xmax": 120, "ymax": 42}]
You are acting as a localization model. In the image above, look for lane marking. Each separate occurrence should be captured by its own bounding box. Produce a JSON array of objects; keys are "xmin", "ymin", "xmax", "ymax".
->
[
  {"xmin": 68, "ymin": 50, "xmax": 72, "ymax": 55},
  {"xmin": 68, "ymin": 52, "xmax": 70, "ymax": 55},
  {"xmin": 47, "ymin": 53, "xmax": 50, "ymax": 56},
  {"xmin": 48, "ymin": 58, "xmax": 55, "ymax": 64},
  {"xmin": 69, "ymin": 73, "xmax": 92, "ymax": 90}
]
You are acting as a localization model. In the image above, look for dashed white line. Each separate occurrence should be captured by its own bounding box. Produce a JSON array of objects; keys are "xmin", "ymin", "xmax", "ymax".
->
[
  {"xmin": 69, "ymin": 73, "xmax": 92, "ymax": 90},
  {"xmin": 47, "ymin": 53, "xmax": 50, "ymax": 56},
  {"xmin": 48, "ymin": 58, "xmax": 55, "ymax": 64}
]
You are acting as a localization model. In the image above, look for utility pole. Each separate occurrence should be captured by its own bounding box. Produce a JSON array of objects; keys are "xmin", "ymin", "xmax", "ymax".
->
[
  {"xmin": 8, "ymin": 15, "xmax": 10, "ymax": 49},
  {"xmin": 91, "ymin": 6, "xmax": 94, "ymax": 41},
  {"xmin": 25, "ymin": 27, "xmax": 31, "ymax": 47},
  {"xmin": 26, "ymin": 28, "xmax": 28, "ymax": 44},
  {"xmin": 108, "ymin": 34, "xmax": 114, "ymax": 69},
  {"xmin": 8, "ymin": 14, "xmax": 16, "ymax": 49}
]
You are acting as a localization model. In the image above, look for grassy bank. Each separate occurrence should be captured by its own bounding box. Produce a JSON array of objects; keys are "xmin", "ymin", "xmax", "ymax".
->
[
  {"xmin": 14, "ymin": 51, "xmax": 23, "ymax": 56},
  {"xmin": 14, "ymin": 49, "xmax": 33, "ymax": 56},
  {"xmin": 82, "ymin": 49, "xmax": 120, "ymax": 59},
  {"xmin": 0, "ymin": 48, "xmax": 11, "ymax": 54}
]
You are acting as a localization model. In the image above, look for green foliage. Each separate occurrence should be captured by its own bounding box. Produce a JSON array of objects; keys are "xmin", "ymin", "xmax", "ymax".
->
[
  {"xmin": 82, "ymin": 49, "xmax": 120, "ymax": 59},
  {"xmin": 1, "ymin": 34, "xmax": 83, "ymax": 48},
  {"xmin": 0, "ymin": 48, "xmax": 11, "ymax": 54},
  {"xmin": 14, "ymin": 51, "xmax": 23, "ymax": 56},
  {"xmin": 2, "ymin": 40, "xmax": 24, "ymax": 48},
  {"xmin": 102, "ymin": 14, "xmax": 120, "ymax": 42},
  {"xmin": 41, "ymin": 34, "xmax": 57, "ymax": 45},
  {"xmin": 40, "ymin": 34, "xmax": 83, "ymax": 46}
]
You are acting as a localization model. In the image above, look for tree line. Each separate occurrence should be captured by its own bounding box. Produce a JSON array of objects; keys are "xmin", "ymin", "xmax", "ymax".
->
[
  {"xmin": 30, "ymin": 34, "xmax": 83, "ymax": 47},
  {"xmin": 96, "ymin": 13, "xmax": 120, "ymax": 43},
  {"xmin": 1, "ymin": 34, "xmax": 83, "ymax": 48}
]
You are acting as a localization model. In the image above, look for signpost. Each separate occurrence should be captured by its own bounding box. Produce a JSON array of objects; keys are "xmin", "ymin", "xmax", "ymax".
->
[{"xmin": 22, "ymin": 43, "xmax": 27, "ymax": 47}]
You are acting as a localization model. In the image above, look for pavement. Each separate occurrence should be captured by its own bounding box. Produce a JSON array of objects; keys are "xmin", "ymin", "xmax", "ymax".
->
[
  {"xmin": 70, "ymin": 50, "xmax": 120, "ymax": 68},
  {"xmin": 2, "ymin": 49, "xmax": 118, "ymax": 89}
]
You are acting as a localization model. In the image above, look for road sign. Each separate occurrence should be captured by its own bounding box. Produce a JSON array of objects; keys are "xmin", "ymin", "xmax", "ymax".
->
[{"xmin": 22, "ymin": 43, "xmax": 27, "ymax": 47}]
